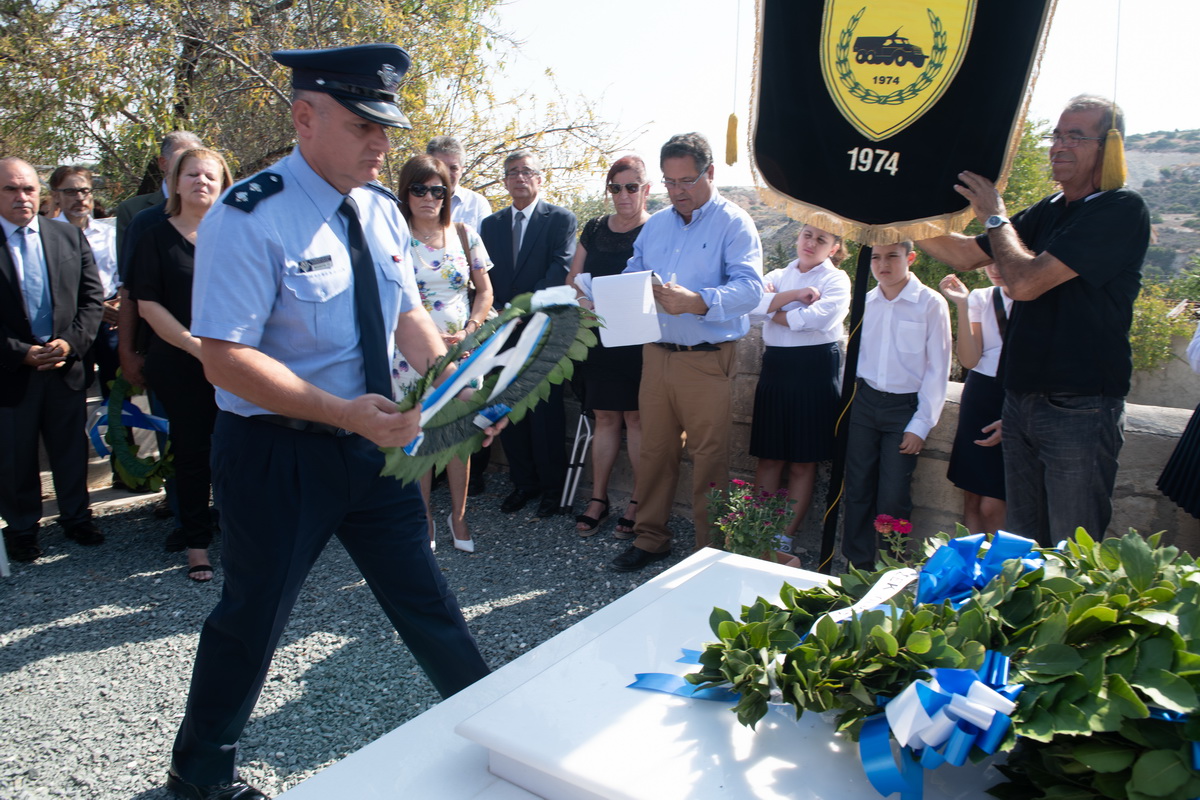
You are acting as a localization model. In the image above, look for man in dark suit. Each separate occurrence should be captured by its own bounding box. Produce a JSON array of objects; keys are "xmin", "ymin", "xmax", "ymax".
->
[
  {"xmin": 479, "ymin": 150, "xmax": 576, "ymax": 516},
  {"xmin": 0, "ymin": 157, "xmax": 106, "ymax": 562}
]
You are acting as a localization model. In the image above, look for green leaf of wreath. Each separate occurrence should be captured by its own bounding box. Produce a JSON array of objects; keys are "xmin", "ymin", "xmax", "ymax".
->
[{"xmin": 106, "ymin": 373, "xmax": 173, "ymax": 491}]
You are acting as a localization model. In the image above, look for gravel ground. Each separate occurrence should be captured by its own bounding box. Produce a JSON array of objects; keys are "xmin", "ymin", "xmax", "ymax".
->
[{"xmin": 0, "ymin": 482, "xmax": 704, "ymax": 800}]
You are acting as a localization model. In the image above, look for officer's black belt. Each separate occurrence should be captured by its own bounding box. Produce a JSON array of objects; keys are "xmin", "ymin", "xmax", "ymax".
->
[
  {"xmin": 655, "ymin": 342, "xmax": 721, "ymax": 352},
  {"xmin": 252, "ymin": 414, "xmax": 351, "ymax": 437}
]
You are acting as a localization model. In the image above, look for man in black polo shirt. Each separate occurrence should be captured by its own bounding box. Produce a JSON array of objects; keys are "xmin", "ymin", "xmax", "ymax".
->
[{"xmin": 918, "ymin": 95, "xmax": 1150, "ymax": 545}]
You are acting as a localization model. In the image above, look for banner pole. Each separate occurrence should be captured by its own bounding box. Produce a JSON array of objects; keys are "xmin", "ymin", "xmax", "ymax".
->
[{"xmin": 819, "ymin": 244, "xmax": 872, "ymax": 573}]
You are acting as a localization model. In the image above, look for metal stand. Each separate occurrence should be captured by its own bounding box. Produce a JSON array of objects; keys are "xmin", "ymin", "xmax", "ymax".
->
[{"xmin": 559, "ymin": 410, "xmax": 594, "ymax": 512}]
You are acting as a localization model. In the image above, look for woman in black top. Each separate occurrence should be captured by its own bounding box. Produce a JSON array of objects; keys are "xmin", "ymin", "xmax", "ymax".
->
[
  {"xmin": 129, "ymin": 148, "xmax": 232, "ymax": 581},
  {"xmin": 566, "ymin": 155, "xmax": 651, "ymax": 536}
]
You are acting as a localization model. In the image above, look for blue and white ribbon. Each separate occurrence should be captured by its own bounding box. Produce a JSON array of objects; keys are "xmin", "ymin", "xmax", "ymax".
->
[
  {"xmin": 860, "ymin": 651, "xmax": 1022, "ymax": 799},
  {"xmin": 88, "ymin": 400, "xmax": 170, "ymax": 457}
]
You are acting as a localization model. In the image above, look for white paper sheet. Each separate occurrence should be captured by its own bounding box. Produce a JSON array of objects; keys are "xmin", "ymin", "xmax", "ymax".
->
[{"xmin": 591, "ymin": 272, "xmax": 663, "ymax": 347}]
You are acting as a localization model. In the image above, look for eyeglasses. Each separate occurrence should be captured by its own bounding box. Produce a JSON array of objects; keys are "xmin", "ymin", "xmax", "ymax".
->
[
  {"xmin": 661, "ymin": 165, "xmax": 709, "ymax": 190},
  {"xmin": 505, "ymin": 168, "xmax": 540, "ymax": 180},
  {"xmin": 408, "ymin": 184, "xmax": 447, "ymax": 199},
  {"xmin": 1041, "ymin": 133, "xmax": 1104, "ymax": 148},
  {"xmin": 607, "ymin": 182, "xmax": 643, "ymax": 195},
  {"xmin": 55, "ymin": 187, "xmax": 93, "ymax": 197}
]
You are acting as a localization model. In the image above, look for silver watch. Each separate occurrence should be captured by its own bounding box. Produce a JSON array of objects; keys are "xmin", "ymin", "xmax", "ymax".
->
[{"xmin": 985, "ymin": 214, "xmax": 1010, "ymax": 230}]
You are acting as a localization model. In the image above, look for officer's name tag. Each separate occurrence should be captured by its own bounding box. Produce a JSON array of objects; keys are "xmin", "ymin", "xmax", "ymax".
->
[{"xmin": 296, "ymin": 255, "xmax": 333, "ymax": 273}]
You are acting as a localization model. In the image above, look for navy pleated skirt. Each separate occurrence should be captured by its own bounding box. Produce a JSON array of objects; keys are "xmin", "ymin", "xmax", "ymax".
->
[
  {"xmin": 1159, "ymin": 402, "xmax": 1200, "ymax": 518},
  {"xmin": 749, "ymin": 343, "xmax": 840, "ymax": 463},
  {"xmin": 947, "ymin": 370, "xmax": 1006, "ymax": 501}
]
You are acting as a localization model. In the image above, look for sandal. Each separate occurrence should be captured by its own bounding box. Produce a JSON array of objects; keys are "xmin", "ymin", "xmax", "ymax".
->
[
  {"xmin": 614, "ymin": 500, "xmax": 638, "ymax": 539},
  {"xmin": 187, "ymin": 564, "xmax": 213, "ymax": 583},
  {"xmin": 575, "ymin": 497, "xmax": 610, "ymax": 536}
]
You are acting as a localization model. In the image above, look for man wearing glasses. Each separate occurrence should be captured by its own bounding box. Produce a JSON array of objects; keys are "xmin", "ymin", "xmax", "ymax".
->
[
  {"xmin": 612, "ymin": 132, "xmax": 764, "ymax": 572},
  {"xmin": 49, "ymin": 168, "xmax": 120, "ymax": 402},
  {"xmin": 480, "ymin": 150, "xmax": 577, "ymax": 517},
  {"xmin": 918, "ymin": 95, "xmax": 1151, "ymax": 547}
]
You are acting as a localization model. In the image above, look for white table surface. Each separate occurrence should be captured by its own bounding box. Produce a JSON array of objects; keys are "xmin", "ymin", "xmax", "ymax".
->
[{"xmin": 280, "ymin": 549, "xmax": 1002, "ymax": 799}]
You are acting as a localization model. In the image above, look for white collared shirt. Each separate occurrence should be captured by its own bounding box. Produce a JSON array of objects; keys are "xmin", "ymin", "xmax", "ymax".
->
[
  {"xmin": 751, "ymin": 258, "xmax": 850, "ymax": 347},
  {"xmin": 1, "ymin": 214, "xmax": 45, "ymax": 286},
  {"xmin": 966, "ymin": 286, "xmax": 1013, "ymax": 378},
  {"xmin": 55, "ymin": 213, "xmax": 118, "ymax": 297},
  {"xmin": 510, "ymin": 196, "xmax": 540, "ymax": 255},
  {"xmin": 859, "ymin": 274, "xmax": 952, "ymax": 440},
  {"xmin": 450, "ymin": 186, "xmax": 491, "ymax": 231}
]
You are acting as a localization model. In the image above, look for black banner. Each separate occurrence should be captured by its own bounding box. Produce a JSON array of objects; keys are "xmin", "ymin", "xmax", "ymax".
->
[{"xmin": 753, "ymin": 0, "xmax": 1056, "ymax": 243}]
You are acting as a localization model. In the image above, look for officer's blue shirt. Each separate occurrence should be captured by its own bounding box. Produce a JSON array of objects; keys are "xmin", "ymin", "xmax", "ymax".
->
[
  {"xmin": 191, "ymin": 149, "xmax": 421, "ymax": 417},
  {"xmin": 623, "ymin": 189, "xmax": 764, "ymax": 345}
]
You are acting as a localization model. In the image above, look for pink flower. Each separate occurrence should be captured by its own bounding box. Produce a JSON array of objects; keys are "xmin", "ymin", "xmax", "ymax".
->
[
  {"xmin": 893, "ymin": 519, "xmax": 913, "ymax": 534},
  {"xmin": 874, "ymin": 514, "xmax": 895, "ymax": 534},
  {"xmin": 731, "ymin": 479, "xmax": 748, "ymax": 486}
]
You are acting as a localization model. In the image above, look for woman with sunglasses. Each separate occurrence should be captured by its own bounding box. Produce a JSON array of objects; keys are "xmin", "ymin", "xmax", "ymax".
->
[
  {"xmin": 565, "ymin": 155, "xmax": 651, "ymax": 536},
  {"xmin": 393, "ymin": 154, "xmax": 494, "ymax": 553}
]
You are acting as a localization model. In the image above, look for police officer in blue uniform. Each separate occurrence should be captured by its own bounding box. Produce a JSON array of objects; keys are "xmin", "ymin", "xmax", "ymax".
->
[{"xmin": 167, "ymin": 45, "xmax": 493, "ymax": 800}]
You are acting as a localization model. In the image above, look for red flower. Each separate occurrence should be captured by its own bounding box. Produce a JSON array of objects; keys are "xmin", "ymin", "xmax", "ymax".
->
[{"xmin": 893, "ymin": 519, "xmax": 913, "ymax": 535}]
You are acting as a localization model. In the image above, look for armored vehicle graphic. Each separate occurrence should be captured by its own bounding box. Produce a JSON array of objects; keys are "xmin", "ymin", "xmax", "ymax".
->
[{"xmin": 853, "ymin": 29, "xmax": 928, "ymax": 68}]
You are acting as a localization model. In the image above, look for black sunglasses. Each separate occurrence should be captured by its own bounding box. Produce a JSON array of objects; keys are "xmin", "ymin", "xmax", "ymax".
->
[
  {"xmin": 607, "ymin": 182, "xmax": 643, "ymax": 195},
  {"xmin": 409, "ymin": 183, "xmax": 447, "ymax": 199}
]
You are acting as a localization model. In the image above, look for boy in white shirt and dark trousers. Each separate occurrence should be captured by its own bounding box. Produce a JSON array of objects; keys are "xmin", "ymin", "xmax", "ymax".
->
[{"xmin": 842, "ymin": 241, "xmax": 952, "ymax": 569}]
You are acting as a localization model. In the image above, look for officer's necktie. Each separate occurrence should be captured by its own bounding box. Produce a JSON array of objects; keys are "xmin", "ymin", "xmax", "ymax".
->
[
  {"xmin": 511, "ymin": 210, "xmax": 525, "ymax": 266},
  {"xmin": 13, "ymin": 226, "xmax": 52, "ymax": 341},
  {"xmin": 338, "ymin": 197, "xmax": 390, "ymax": 397}
]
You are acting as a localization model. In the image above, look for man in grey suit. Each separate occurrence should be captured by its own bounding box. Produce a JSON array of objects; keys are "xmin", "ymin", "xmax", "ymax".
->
[
  {"xmin": 0, "ymin": 157, "xmax": 105, "ymax": 562},
  {"xmin": 479, "ymin": 150, "xmax": 576, "ymax": 516}
]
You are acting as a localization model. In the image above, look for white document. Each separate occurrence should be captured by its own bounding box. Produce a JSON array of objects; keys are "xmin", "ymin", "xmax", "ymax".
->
[{"xmin": 592, "ymin": 271, "xmax": 664, "ymax": 347}]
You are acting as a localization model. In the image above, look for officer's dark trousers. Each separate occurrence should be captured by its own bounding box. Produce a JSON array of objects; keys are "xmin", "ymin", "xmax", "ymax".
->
[{"xmin": 172, "ymin": 412, "xmax": 490, "ymax": 784}]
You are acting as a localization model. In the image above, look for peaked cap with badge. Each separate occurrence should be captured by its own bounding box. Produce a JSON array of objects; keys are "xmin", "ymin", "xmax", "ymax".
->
[{"xmin": 272, "ymin": 43, "xmax": 413, "ymax": 129}]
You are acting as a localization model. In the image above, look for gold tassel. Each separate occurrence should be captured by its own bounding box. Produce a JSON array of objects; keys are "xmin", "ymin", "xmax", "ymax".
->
[
  {"xmin": 725, "ymin": 112, "xmax": 738, "ymax": 166},
  {"xmin": 1100, "ymin": 128, "xmax": 1127, "ymax": 190}
]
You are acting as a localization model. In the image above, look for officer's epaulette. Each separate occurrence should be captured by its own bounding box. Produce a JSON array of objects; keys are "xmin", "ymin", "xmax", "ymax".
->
[
  {"xmin": 364, "ymin": 180, "xmax": 399, "ymax": 204},
  {"xmin": 224, "ymin": 172, "xmax": 284, "ymax": 213}
]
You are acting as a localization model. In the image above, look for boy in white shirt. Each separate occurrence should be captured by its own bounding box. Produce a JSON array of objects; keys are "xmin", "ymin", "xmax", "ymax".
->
[{"xmin": 842, "ymin": 241, "xmax": 952, "ymax": 569}]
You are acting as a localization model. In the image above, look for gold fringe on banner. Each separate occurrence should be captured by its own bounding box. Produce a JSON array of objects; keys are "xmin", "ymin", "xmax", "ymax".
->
[
  {"xmin": 725, "ymin": 113, "xmax": 738, "ymax": 166},
  {"xmin": 747, "ymin": 0, "xmax": 1058, "ymax": 245},
  {"xmin": 1100, "ymin": 128, "xmax": 1127, "ymax": 190}
]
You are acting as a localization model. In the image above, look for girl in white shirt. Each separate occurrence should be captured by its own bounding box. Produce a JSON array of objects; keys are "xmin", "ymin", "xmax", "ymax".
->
[
  {"xmin": 939, "ymin": 264, "xmax": 1013, "ymax": 534},
  {"xmin": 749, "ymin": 225, "xmax": 851, "ymax": 556}
]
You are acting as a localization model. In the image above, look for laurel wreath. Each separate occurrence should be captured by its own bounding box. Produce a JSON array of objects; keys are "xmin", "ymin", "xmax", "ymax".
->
[
  {"xmin": 105, "ymin": 375, "xmax": 173, "ymax": 491},
  {"xmin": 835, "ymin": 7, "xmax": 947, "ymax": 106},
  {"xmin": 380, "ymin": 292, "xmax": 599, "ymax": 485}
]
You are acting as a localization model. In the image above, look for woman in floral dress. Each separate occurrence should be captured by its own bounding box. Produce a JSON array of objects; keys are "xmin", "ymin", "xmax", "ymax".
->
[{"xmin": 392, "ymin": 155, "xmax": 494, "ymax": 552}]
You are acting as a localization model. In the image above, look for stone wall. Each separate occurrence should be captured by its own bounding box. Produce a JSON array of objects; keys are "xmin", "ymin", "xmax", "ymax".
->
[{"xmin": 530, "ymin": 329, "xmax": 1200, "ymax": 558}]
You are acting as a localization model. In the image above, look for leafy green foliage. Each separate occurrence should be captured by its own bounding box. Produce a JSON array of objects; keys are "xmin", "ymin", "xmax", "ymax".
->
[
  {"xmin": 686, "ymin": 530, "xmax": 1200, "ymax": 799},
  {"xmin": 1130, "ymin": 283, "xmax": 1194, "ymax": 371}
]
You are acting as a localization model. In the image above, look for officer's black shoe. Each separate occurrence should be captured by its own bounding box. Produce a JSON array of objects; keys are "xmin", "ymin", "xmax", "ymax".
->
[
  {"xmin": 500, "ymin": 488, "xmax": 539, "ymax": 514},
  {"xmin": 167, "ymin": 766, "xmax": 268, "ymax": 800}
]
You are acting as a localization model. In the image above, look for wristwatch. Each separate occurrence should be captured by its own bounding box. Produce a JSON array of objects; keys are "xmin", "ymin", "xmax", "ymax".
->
[{"xmin": 985, "ymin": 214, "xmax": 1010, "ymax": 230}]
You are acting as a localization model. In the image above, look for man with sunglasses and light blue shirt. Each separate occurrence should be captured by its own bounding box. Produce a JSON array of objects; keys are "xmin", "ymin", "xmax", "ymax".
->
[{"xmin": 613, "ymin": 132, "xmax": 764, "ymax": 572}]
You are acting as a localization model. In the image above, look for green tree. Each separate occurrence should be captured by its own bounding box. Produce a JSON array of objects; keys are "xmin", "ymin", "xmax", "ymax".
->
[
  {"xmin": 1129, "ymin": 282, "xmax": 1193, "ymax": 371},
  {"xmin": 0, "ymin": 0, "xmax": 627, "ymax": 204}
]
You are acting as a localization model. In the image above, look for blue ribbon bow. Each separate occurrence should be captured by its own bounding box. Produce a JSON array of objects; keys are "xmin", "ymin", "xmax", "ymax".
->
[
  {"xmin": 88, "ymin": 400, "xmax": 170, "ymax": 457},
  {"xmin": 860, "ymin": 650, "xmax": 1023, "ymax": 799},
  {"xmin": 916, "ymin": 531, "xmax": 1043, "ymax": 607}
]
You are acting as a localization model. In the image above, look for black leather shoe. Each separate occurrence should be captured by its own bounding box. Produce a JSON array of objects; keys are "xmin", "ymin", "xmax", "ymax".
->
[
  {"xmin": 64, "ymin": 520, "xmax": 105, "ymax": 546},
  {"xmin": 536, "ymin": 496, "xmax": 562, "ymax": 517},
  {"xmin": 611, "ymin": 545, "xmax": 669, "ymax": 573},
  {"xmin": 500, "ymin": 488, "xmax": 539, "ymax": 514},
  {"xmin": 3, "ymin": 530, "xmax": 42, "ymax": 563},
  {"xmin": 167, "ymin": 767, "xmax": 268, "ymax": 799},
  {"xmin": 164, "ymin": 528, "xmax": 188, "ymax": 553}
]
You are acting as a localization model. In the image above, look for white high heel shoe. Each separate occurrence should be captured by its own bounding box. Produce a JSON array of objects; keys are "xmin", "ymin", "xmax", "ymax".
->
[
  {"xmin": 429, "ymin": 517, "xmax": 437, "ymax": 552},
  {"xmin": 448, "ymin": 512, "xmax": 475, "ymax": 553}
]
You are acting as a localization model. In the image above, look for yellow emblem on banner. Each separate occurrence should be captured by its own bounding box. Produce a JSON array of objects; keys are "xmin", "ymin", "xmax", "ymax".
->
[{"xmin": 821, "ymin": 1, "xmax": 976, "ymax": 142}]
